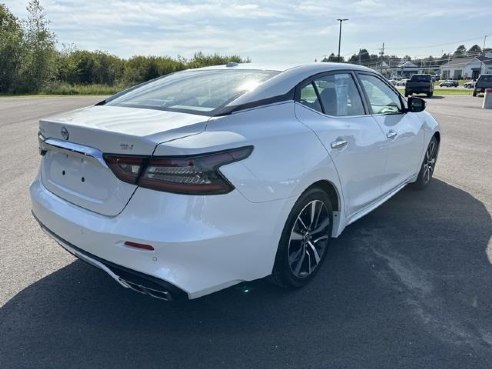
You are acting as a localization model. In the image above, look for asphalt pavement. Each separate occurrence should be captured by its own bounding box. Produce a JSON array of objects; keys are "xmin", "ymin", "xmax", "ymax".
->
[{"xmin": 0, "ymin": 95, "xmax": 491, "ymax": 369}]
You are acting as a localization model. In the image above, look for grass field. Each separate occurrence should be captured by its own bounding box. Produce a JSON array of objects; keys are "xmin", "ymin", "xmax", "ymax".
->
[
  {"xmin": 0, "ymin": 85, "xmax": 121, "ymax": 97},
  {"xmin": 433, "ymin": 88, "xmax": 473, "ymax": 96},
  {"xmin": 40, "ymin": 83, "xmax": 123, "ymax": 95},
  {"xmin": 396, "ymin": 87, "xmax": 474, "ymax": 96}
]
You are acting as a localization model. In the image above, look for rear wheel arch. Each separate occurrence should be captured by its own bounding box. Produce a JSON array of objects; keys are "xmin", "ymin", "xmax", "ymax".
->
[
  {"xmin": 433, "ymin": 131, "xmax": 441, "ymax": 144},
  {"xmin": 307, "ymin": 179, "xmax": 340, "ymax": 213}
]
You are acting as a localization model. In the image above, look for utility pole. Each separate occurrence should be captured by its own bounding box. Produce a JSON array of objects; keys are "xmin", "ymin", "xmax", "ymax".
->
[
  {"xmin": 379, "ymin": 42, "xmax": 385, "ymax": 73},
  {"xmin": 480, "ymin": 34, "xmax": 488, "ymax": 77},
  {"xmin": 337, "ymin": 18, "xmax": 348, "ymax": 63},
  {"xmin": 358, "ymin": 49, "xmax": 361, "ymax": 65}
]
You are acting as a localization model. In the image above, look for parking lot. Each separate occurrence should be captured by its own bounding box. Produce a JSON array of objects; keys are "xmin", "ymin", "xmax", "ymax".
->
[{"xmin": 0, "ymin": 95, "xmax": 491, "ymax": 369}]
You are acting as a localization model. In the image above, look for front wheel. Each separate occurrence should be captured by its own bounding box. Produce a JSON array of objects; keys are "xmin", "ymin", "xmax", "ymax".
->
[
  {"xmin": 411, "ymin": 136, "xmax": 439, "ymax": 190},
  {"xmin": 271, "ymin": 187, "xmax": 333, "ymax": 288}
]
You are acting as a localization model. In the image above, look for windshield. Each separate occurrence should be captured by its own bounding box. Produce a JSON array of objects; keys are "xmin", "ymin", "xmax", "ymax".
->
[
  {"xmin": 106, "ymin": 69, "xmax": 279, "ymax": 115},
  {"xmin": 479, "ymin": 75, "xmax": 492, "ymax": 82}
]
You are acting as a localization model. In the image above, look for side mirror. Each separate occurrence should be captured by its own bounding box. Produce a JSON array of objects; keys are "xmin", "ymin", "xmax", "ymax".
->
[{"xmin": 407, "ymin": 97, "xmax": 426, "ymax": 112}]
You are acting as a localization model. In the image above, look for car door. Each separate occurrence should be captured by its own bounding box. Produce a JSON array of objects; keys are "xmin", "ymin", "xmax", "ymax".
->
[
  {"xmin": 294, "ymin": 72, "xmax": 388, "ymax": 218},
  {"xmin": 356, "ymin": 73, "xmax": 425, "ymax": 195}
]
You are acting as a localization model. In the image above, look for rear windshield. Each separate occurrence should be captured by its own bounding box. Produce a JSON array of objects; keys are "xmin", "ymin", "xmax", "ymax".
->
[
  {"xmin": 106, "ymin": 69, "xmax": 279, "ymax": 115},
  {"xmin": 478, "ymin": 75, "xmax": 492, "ymax": 82},
  {"xmin": 410, "ymin": 75, "xmax": 431, "ymax": 82}
]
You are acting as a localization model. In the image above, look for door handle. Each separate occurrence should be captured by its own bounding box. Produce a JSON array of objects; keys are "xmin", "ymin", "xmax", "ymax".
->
[
  {"xmin": 386, "ymin": 130, "xmax": 397, "ymax": 139},
  {"xmin": 331, "ymin": 139, "xmax": 348, "ymax": 150}
]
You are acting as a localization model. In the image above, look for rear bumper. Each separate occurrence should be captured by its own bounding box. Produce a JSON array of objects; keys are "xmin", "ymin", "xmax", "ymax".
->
[
  {"xmin": 30, "ymin": 179, "xmax": 292, "ymax": 299},
  {"xmin": 33, "ymin": 215, "xmax": 187, "ymax": 300},
  {"xmin": 405, "ymin": 88, "xmax": 432, "ymax": 93}
]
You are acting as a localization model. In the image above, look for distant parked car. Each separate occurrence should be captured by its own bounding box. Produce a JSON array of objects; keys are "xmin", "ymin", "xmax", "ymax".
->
[
  {"xmin": 440, "ymin": 80, "xmax": 459, "ymax": 87},
  {"xmin": 395, "ymin": 79, "xmax": 408, "ymax": 87},
  {"xmin": 473, "ymin": 75, "xmax": 492, "ymax": 96},
  {"xmin": 405, "ymin": 74, "xmax": 434, "ymax": 97},
  {"xmin": 463, "ymin": 80, "xmax": 476, "ymax": 89}
]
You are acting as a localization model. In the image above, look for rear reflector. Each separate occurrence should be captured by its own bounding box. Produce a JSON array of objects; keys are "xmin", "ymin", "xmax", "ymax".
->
[{"xmin": 124, "ymin": 241, "xmax": 155, "ymax": 251}]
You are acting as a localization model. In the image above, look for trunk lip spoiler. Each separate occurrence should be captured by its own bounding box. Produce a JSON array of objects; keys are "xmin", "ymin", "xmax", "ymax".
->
[{"xmin": 39, "ymin": 135, "xmax": 109, "ymax": 169}]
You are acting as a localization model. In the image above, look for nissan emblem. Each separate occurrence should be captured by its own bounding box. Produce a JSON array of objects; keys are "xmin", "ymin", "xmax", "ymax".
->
[{"xmin": 61, "ymin": 127, "xmax": 69, "ymax": 140}]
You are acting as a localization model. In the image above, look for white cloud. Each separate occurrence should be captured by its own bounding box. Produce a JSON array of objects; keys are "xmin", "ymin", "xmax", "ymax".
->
[{"xmin": 2, "ymin": 0, "xmax": 491, "ymax": 63}]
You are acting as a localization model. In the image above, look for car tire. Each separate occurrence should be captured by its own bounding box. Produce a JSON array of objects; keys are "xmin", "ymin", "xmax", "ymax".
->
[
  {"xmin": 427, "ymin": 92, "xmax": 433, "ymax": 98},
  {"xmin": 271, "ymin": 187, "xmax": 333, "ymax": 288},
  {"xmin": 411, "ymin": 136, "xmax": 439, "ymax": 190},
  {"xmin": 473, "ymin": 90, "xmax": 477, "ymax": 97},
  {"xmin": 405, "ymin": 92, "xmax": 409, "ymax": 97}
]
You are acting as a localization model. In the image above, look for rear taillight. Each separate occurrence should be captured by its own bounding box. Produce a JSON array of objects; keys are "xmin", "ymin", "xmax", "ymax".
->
[
  {"xmin": 104, "ymin": 156, "xmax": 146, "ymax": 184},
  {"xmin": 104, "ymin": 146, "xmax": 253, "ymax": 195}
]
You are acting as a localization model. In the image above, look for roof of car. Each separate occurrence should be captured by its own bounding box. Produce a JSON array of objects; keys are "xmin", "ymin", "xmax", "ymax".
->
[
  {"xmin": 198, "ymin": 62, "xmax": 374, "ymax": 74},
  {"xmin": 196, "ymin": 63, "xmax": 376, "ymax": 108}
]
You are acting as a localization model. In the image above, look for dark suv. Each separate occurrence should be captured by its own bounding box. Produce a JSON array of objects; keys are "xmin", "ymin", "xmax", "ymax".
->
[
  {"xmin": 473, "ymin": 75, "xmax": 492, "ymax": 96},
  {"xmin": 405, "ymin": 74, "xmax": 434, "ymax": 97}
]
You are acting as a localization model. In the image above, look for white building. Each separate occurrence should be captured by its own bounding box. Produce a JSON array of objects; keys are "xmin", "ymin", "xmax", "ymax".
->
[
  {"xmin": 395, "ymin": 61, "xmax": 422, "ymax": 78},
  {"xmin": 440, "ymin": 52, "xmax": 492, "ymax": 80}
]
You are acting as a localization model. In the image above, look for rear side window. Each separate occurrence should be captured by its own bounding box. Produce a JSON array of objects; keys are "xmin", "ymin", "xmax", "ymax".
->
[
  {"xmin": 299, "ymin": 83, "xmax": 322, "ymax": 112},
  {"xmin": 299, "ymin": 73, "xmax": 365, "ymax": 116},
  {"xmin": 358, "ymin": 74, "xmax": 403, "ymax": 114}
]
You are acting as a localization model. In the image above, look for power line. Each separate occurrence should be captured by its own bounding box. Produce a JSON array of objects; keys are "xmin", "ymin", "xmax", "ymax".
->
[{"xmin": 384, "ymin": 34, "xmax": 491, "ymax": 51}]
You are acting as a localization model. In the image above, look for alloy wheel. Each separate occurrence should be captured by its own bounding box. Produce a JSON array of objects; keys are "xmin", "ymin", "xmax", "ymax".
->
[
  {"xmin": 287, "ymin": 200, "xmax": 330, "ymax": 278},
  {"xmin": 422, "ymin": 138, "xmax": 438, "ymax": 184}
]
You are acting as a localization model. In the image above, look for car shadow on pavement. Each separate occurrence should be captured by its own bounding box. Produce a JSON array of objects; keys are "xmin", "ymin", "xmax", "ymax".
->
[{"xmin": 1, "ymin": 179, "xmax": 491, "ymax": 369}]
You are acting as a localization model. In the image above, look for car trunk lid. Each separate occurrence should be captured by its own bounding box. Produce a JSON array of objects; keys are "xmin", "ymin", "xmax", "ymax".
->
[{"xmin": 39, "ymin": 105, "xmax": 208, "ymax": 216}]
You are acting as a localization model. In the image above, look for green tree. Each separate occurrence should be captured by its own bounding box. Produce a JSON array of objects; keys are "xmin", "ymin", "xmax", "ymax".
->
[
  {"xmin": 124, "ymin": 55, "xmax": 185, "ymax": 84},
  {"xmin": 321, "ymin": 53, "xmax": 340, "ymax": 62},
  {"xmin": 468, "ymin": 44, "xmax": 482, "ymax": 57},
  {"xmin": 18, "ymin": 0, "xmax": 57, "ymax": 92},
  {"xmin": 60, "ymin": 50, "xmax": 125, "ymax": 85},
  {"xmin": 0, "ymin": 5, "xmax": 23, "ymax": 93},
  {"xmin": 453, "ymin": 44, "xmax": 467, "ymax": 58},
  {"xmin": 186, "ymin": 52, "xmax": 246, "ymax": 69},
  {"xmin": 348, "ymin": 53, "xmax": 358, "ymax": 64},
  {"xmin": 437, "ymin": 53, "xmax": 451, "ymax": 66},
  {"xmin": 359, "ymin": 49, "xmax": 371, "ymax": 65}
]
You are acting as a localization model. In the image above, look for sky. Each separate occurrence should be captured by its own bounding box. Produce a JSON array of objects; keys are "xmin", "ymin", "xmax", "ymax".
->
[{"xmin": 2, "ymin": 0, "xmax": 491, "ymax": 63}]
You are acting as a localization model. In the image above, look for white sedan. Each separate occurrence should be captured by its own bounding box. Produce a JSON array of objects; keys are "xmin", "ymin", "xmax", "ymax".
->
[{"xmin": 30, "ymin": 63, "xmax": 440, "ymax": 300}]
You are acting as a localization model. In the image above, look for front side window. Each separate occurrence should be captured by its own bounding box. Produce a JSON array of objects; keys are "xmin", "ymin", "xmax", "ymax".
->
[
  {"xmin": 106, "ymin": 69, "xmax": 279, "ymax": 115},
  {"xmin": 298, "ymin": 73, "xmax": 365, "ymax": 116},
  {"xmin": 358, "ymin": 74, "xmax": 403, "ymax": 114}
]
